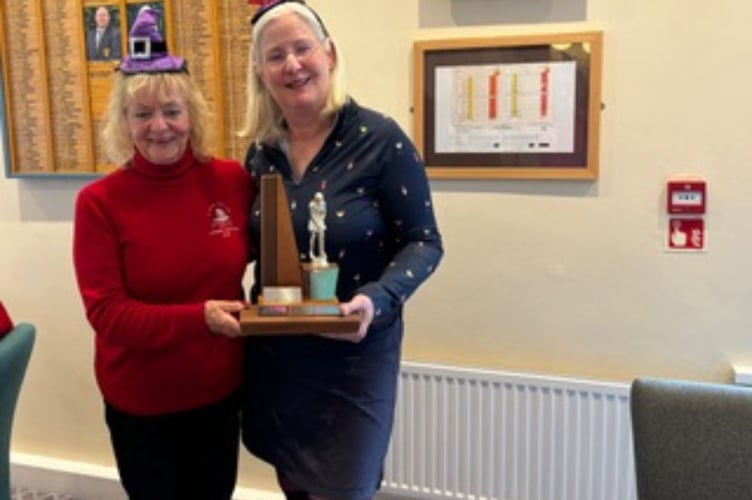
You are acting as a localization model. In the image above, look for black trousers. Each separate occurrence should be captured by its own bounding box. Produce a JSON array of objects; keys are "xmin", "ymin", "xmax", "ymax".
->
[{"xmin": 104, "ymin": 391, "xmax": 240, "ymax": 500}]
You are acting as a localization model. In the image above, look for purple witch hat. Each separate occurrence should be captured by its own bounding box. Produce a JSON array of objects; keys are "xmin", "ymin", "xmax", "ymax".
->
[{"xmin": 118, "ymin": 5, "xmax": 186, "ymax": 74}]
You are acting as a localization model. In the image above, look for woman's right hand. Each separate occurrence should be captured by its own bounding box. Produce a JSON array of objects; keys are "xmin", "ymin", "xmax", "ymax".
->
[{"xmin": 204, "ymin": 300, "xmax": 247, "ymax": 337}]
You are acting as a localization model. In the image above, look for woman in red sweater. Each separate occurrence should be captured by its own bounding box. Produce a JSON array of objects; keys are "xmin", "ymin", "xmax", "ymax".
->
[{"xmin": 72, "ymin": 6, "xmax": 252, "ymax": 499}]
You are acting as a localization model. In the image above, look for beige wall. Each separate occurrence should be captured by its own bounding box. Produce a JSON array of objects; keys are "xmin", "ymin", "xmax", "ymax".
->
[{"xmin": 3, "ymin": 0, "xmax": 752, "ymax": 493}]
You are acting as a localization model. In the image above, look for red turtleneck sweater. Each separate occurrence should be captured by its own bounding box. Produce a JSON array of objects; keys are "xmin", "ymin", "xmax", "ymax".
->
[{"xmin": 73, "ymin": 147, "xmax": 252, "ymax": 415}]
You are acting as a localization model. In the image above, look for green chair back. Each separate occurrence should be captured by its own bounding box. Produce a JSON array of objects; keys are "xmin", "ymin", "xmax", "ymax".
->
[{"xmin": 0, "ymin": 323, "xmax": 36, "ymax": 500}]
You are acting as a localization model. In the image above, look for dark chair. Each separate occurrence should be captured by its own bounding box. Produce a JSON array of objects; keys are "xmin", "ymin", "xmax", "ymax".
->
[
  {"xmin": 630, "ymin": 377, "xmax": 752, "ymax": 500},
  {"xmin": 0, "ymin": 323, "xmax": 36, "ymax": 500}
]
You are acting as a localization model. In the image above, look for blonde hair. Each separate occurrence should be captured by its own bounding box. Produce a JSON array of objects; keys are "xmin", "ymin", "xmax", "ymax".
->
[
  {"xmin": 238, "ymin": 2, "xmax": 347, "ymax": 142},
  {"xmin": 101, "ymin": 71, "xmax": 214, "ymax": 165}
]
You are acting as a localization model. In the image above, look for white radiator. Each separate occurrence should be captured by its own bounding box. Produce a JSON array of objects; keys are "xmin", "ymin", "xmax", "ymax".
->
[{"xmin": 382, "ymin": 362, "xmax": 636, "ymax": 500}]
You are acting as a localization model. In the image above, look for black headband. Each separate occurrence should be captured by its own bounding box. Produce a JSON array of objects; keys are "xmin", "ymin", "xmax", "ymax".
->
[{"xmin": 251, "ymin": 0, "xmax": 329, "ymax": 37}]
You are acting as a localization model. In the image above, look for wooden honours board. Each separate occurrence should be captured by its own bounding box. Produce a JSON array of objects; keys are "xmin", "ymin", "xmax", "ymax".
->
[{"xmin": 0, "ymin": 0, "xmax": 253, "ymax": 176}]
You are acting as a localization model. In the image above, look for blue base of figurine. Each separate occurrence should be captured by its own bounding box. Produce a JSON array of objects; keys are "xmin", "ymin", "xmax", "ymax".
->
[{"xmin": 308, "ymin": 265, "xmax": 339, "ymax": 301}]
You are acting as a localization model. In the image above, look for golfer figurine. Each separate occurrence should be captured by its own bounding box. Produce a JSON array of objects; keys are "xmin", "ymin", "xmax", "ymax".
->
[
  {"xmin": 308, "ymin": 192, "xmax": 328, "ymax": 267},
  {"xmin": 305, "ymin": 192, "xmax": 338, "ymax": 301}
]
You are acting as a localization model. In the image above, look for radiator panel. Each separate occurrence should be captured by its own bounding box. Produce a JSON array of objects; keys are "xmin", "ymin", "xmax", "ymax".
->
[{"xmin": 382, "ymin": 363, "xmax": 636, "ymax": 500}]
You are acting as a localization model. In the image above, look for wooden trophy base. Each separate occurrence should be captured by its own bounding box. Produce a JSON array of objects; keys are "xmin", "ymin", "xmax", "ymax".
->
[{"xmin": 240, "ymin": 299, "xmax": 361, "ymax": 336}]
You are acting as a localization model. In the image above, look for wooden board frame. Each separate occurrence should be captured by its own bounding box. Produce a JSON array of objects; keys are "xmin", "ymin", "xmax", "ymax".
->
[
  {"xmin": 0, "ymin": 0, "xmax": 253, "ymax": 177},
  {"xmin": 413, "ymin": 31, "xmax": 603, "ymax": 180}
]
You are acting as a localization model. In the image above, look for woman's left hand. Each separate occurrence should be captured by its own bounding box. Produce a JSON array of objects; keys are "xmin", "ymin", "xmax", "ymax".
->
[{"xmin": 319, "ymin": 294, "xmax": 374, "ymax": 343}]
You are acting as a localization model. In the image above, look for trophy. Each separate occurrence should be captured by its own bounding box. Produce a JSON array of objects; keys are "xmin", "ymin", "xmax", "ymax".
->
[{"xmin": 240, "ymin": 174, "xmax": 360, "ymax": 335}]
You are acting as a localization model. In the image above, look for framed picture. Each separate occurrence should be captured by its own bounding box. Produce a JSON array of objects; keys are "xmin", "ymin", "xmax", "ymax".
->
[
  {"xmin": 127, "ymin": 2, "xmax": 167, "ymax": 38},
  {"xmin": 83, "ymin": 5, "xmax": 123, "ymax": 62},
  {"xmin": 413, "ymin": 31, "xmax": 603, "ymax": 180}
]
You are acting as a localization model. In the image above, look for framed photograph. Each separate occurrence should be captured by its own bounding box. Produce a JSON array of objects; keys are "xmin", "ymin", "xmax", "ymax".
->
[
  {"xmin": 413, "ymin": 31, "xmax": 603, "ymax": 180},
  {"xmin": 127, "ymin": 2, "xmax": 167, "ymax": 37},
  {"xmin": 84, "ymin": 5, "xmax": 123, "ymax": 62}
]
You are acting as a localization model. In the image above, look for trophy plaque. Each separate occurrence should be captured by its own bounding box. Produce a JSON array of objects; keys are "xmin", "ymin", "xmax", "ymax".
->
[{"xmin": 240, "ymin": 174, "xmax": 361, "ymax": 335}]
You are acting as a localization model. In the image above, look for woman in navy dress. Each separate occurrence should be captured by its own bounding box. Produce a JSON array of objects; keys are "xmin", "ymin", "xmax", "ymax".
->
[{"xmin": 240, "ymin": 1, "xmax": 443, "ymax": 498}]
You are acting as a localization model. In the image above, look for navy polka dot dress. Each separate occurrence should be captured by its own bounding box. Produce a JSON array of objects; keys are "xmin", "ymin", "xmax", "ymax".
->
[{"xmin": 241, "ymin": 99, "xmax": 443, "ymax": 499}]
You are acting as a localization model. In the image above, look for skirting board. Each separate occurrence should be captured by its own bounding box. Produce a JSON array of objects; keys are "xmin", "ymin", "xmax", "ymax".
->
[
  {"xmin": 11, "ymin": 453, "xmax": 404, "ymax": 500},
  {"xmin": 10, "ymin": 453, "xmax": 284, "ymax": 500}
]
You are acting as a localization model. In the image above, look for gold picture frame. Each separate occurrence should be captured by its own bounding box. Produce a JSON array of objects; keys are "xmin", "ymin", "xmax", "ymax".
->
[{"xmin": 413, "ymin": 31, "xmax": 603, "ymax": 180}]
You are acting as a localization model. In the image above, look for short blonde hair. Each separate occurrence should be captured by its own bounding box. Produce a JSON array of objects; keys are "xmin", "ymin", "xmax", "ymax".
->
[
  {"xmin": 101, "ymin": 72, "xmax": 215, "ymax": 165},
  {"xmin": 238, "ymin": 2, "xmax": 347, "ymax": 142}
]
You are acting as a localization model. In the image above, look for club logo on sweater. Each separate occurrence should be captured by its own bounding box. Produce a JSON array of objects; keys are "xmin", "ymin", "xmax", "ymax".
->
[{"xmin": 208, "ymin": 202, "xmax": 239, "ymax": 238}]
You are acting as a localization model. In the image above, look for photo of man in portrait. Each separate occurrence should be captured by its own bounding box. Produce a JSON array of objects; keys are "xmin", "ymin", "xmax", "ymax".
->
[{"xmin": 86, "ymin": 6, "xmax": 122, "ymax": 61}]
